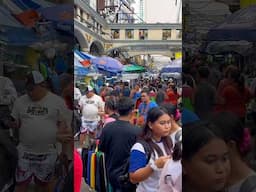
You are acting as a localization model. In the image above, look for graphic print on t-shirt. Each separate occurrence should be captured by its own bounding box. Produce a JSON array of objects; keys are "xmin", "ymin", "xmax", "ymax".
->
[{"xmin": 26, "ymin": 106, "xmax": 48, "ymax": 116}]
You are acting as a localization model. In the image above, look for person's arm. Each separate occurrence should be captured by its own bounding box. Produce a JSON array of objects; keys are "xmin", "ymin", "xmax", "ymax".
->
[
  {"xmin": 56, "ymin": 99, "xmax": 73, "ymax": 160},
  {"xmin": 78, "ymin": 97, "xmax": 83, "ymax": 112},
  {"xmin": 129, "ymin": 156, "xmax": 170, "ymax": 184},
  {"xmin": 98, "ymin": 127, "xmax": 106, "ymax": 152},
  {"xmin": 130, "ymin": 89, "xmax": 135, "ymax": 98}
]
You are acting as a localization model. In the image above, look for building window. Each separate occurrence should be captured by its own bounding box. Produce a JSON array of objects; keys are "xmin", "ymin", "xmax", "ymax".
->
[
  {"xmin": 162, "ymin": 29, "xmax": 172, "ymax": 40},
  {"xmin": 139, "ymin": 29, "xmax": 148, "ymax": 40},
  {"xmin": 176, "ymin": 29, "xmax": 182, "ymax": 38},
  {"xmin": 111, "ymin": 29, "xmax": 120, "ymax": 39},
  {"xmin": 125, "ymin": 29, "xmax": 134, "ymax": 39}
]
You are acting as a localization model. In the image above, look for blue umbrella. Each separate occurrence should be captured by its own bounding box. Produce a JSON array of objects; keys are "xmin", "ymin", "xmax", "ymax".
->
[
  {"xmin": 91, "ymin": 56, "xmax": 123, "ymax": 74},
  {"xmin": 207, "ymin": 5, "xmax": 256, "ymax": 41}
]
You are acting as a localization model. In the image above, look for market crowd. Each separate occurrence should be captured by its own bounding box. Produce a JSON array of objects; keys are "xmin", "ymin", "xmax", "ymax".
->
[
  {"xmin": 74, "ymin": 76, "xmax": 182, "ymax": 192},
  {"xmin": 181, "ymin": 55, "xmax": 256, "ymax": 192}
]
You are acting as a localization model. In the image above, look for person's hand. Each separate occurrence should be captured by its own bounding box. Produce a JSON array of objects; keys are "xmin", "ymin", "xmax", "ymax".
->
[{"xmin": 154, "ymin": 155, "xmax": 171, "ymax": 168}]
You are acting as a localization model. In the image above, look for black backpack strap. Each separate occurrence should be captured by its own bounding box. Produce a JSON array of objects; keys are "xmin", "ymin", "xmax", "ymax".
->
[
  {"xmin": 137, "ymin": 140, "xmax": 152, "ymax": 163},
  {"xmin": 239, "ymin": 175, "xmax": 256, "ymax": 192}
]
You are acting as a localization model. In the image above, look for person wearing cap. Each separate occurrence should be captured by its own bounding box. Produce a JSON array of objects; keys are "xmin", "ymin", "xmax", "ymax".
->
[
  {"xmin": 78, "ymin": 85, "xmax": 104, "ymax": 149},
  {"xmin": 10, "ymin": 71, "xmax": 72, "ymax": 192}
]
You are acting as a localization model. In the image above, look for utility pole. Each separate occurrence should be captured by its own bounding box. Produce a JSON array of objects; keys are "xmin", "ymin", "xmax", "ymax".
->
[{"xmin": 176, "ymin": 0, "xmax": 182, "ymax": 23}]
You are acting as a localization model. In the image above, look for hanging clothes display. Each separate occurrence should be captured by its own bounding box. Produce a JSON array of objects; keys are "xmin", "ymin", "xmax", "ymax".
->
[{"xmin": 84, "ymin": 140, "xmax": 110, "ymax": 192}]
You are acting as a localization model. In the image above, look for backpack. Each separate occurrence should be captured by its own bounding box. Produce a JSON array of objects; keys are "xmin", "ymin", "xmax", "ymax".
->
[
  {"xmin": 118, "ymin": 140, "xmax": 152, "ymax": 191},
  {"xmin": 239, "ymin": 175, "xmax": 256, "ymax": 192}
]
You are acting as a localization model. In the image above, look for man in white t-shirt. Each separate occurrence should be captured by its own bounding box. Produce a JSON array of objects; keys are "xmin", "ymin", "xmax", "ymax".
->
[
  {"xmin": 78, "ymin": 85, "xmax": 104, "ymax": 148},
  {"xmin": 10, "ymin": 71, "xmax": 72, "ymax": 192}
]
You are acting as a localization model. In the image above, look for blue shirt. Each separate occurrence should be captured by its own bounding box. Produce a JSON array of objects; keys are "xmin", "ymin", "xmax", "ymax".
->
[
  {"xmin": 138, "ymin": 101, "xmax": 158, "ymax": 120},
  {"xmin": 132, "ymin": 91, "xmax": 141, "ymax": 102},
  {"xmin": 182, "ymin": 108, "xmax": 199, "ymax": 125}
]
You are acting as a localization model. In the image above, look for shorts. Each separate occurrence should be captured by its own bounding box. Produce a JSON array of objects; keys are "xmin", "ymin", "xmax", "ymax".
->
[
  {"xmin": 16, "ymin": 145, "xmax": 57, "ymax": 184},
  {"xmin": 80, "ymin": 119, "xmax": 98, "ymax": 134}
]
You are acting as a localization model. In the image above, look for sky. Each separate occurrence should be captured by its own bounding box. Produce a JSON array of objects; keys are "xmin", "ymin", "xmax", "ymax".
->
[{"xmin": 133, "ymin": 0, "xmax": 182, "ymax": 23}]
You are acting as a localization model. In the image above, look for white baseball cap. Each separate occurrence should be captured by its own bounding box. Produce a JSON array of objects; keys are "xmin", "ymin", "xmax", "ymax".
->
[
  {"xmin": 85, "ymin": 85, "xmax": 94, "ymax": 93},
  {"xmin": 26, "ymin": 70, "xmax": 45, "ymax": 85}
]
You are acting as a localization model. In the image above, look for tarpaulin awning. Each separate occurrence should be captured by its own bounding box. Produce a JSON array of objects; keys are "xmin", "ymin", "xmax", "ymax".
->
[
  {"xmin": 207, "ymin": 5, "xmax": 256, "ymax": 41},
  {"xmin": 123, "ymin": 64, "xmax": 146, "ymax": 73}
]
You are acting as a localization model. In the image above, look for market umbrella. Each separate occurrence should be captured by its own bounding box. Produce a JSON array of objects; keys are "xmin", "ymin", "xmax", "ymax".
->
[
  {"xmin": 207, "ymin": 5, "xmax": 256, "ymax": 41},
  {"xmin": 91, "ymin": 56, "xmax": 123, "ymax": 74},
  {"xmin": 123, "ymin": 64, "xmax": 146, "ymax": 73}
]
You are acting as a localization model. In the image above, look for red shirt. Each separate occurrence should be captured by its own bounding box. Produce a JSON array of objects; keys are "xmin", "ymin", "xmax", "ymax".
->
[
  {"xmin": 166, "ymin": 90, "xmax": 180, "ymax": 105},
  {"xmin": 221, "ymin": 84, "xmax": 252, "ymax": 118}
]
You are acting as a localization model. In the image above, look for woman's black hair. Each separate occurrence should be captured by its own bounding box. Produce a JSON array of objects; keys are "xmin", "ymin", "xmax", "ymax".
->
[
  {"xmin": 209, "ymin": 111, "xmax": 249, "ymax": 155},
  {"xmin": 142, "ymin": 107, "xmax": 173, "ymax": 157},
  {"xmin": 173, "ymin": 129, "xmax": 182, "ymax": 161},
  {"xmin": 105, "ymin": 97, "xmax": 118, "ymax": 111},
  {"xmin": 160, "ymin": 103, "xmax": 177, "ymax": 118},
  {"xmin": 183, "ymin": 121, "xmax": 223, "ymax": 161}
]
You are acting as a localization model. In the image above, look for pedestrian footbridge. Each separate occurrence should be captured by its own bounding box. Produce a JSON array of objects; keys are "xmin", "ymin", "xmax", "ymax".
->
[{"xmin": 74, "ymin": 0, "xmax": 181, "ymax": 58}]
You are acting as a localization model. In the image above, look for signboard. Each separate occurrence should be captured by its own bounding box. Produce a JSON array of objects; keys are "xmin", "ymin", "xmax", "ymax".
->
[{"xmin": 240, "ymin": 0, "xmax": 256, "ymax": 8}]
